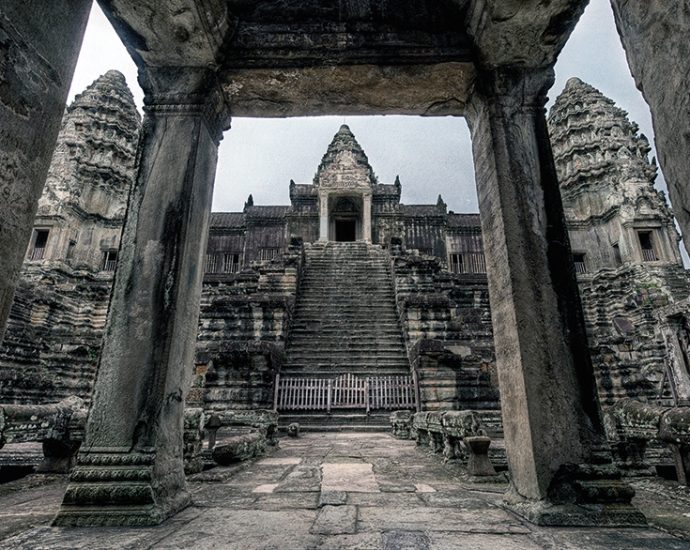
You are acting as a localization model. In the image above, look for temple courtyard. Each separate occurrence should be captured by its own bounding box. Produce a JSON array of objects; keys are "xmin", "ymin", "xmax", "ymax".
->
[{"xmin": 0, "ymin": 433, "xmax": 688, "ymax": 549}]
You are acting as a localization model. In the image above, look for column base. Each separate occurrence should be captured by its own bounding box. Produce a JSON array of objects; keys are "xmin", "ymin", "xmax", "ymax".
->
[
  {"xmin": 504, "ymin": 463, "xmax": 647, "ymax": 527},
  {"xmin": 53, "ymin": 449, "xmax": 190, "ymax": 527}
]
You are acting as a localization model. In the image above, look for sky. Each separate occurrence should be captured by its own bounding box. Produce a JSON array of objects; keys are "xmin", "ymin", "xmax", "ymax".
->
[{"xmin": 68, "ymin": 0, "xmax": 663, "ymax": 215}]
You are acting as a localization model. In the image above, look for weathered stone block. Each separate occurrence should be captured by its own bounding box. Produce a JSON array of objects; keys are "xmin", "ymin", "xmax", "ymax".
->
[{"xmin": 211, "ymin": 431, "xmax": 264, "ymax": 465}]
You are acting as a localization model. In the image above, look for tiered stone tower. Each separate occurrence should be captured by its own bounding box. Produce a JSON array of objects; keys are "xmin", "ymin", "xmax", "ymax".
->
[
  {"xmin": 549, "ymin": 78, "xmax": 690, "ymax": 412},
  {"xmin": 0, "ymin": 71, "xmax": 141, "ymax": 403}
]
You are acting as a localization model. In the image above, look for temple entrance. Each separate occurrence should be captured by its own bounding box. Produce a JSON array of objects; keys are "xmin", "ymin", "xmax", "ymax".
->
[
  {"xmin": 335, "ymin": 219, "xmax": 356, "ymax": 241},
  {"xmin": 328, "ymin": 195, "xmax": 363, "ymax": 241}
]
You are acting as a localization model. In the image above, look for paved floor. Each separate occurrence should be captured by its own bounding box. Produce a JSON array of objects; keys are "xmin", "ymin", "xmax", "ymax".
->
[{"xmin": 1, "ymin": 433, "xmax": 690, "ymax": 549}]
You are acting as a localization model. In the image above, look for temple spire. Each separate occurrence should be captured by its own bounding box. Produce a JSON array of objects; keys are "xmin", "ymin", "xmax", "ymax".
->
[{"xmin": 313, "ymin": 125, "xmax": 377, "ymax": 187}]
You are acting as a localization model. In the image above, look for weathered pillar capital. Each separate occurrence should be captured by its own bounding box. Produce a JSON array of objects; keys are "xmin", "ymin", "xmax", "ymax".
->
[
  {"xmin": 466, "ymin": 66, "xmax": 555, "ymax": 125},
  {"xmin": 141, "ymin": 67, "xmax": 231, "ymax": 145}
]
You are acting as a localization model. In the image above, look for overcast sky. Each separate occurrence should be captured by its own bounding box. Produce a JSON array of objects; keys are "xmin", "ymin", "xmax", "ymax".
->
[{"xmin": 69, "ymin": 0, "xmax": 662, "ymax": 215}]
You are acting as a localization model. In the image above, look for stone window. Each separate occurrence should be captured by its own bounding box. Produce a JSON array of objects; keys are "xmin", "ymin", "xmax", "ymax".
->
[
  {"xmin": 28, "ymin": 229, "xmax": 49, "ymax": 260},
  {"xmin": 638, "ymin": 231, "xmax": 658, "ymax": 262},
  {"xmin": 66, "ymin": 240, "xmax": 77, "ymax": 260},
  {"xmin": 259, "ymin": 248, "xmax": 279, "ymax": 261},
  {"xmin": 206, "ymin": 253, "xmax": 241, "ymax": 274},
  {"xmin": 573, "ymin": 253, "xmax": 587, "ymax": 274},
  {"xmin": 102, "ymin": 250, "xmax": 118, "ymax": 271},
  {"xmin": 612, "ymin": 243, "xmax": 622, "ymax": 266},
  {"xmin": 449, "ymin": 252, "xmax": 486, "ymax": 274}
]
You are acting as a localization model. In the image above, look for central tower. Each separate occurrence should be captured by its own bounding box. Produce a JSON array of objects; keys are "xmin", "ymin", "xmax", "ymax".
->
[{"xmin": 315, "ymin": 125, "xmax": 373, "ymax": 242}]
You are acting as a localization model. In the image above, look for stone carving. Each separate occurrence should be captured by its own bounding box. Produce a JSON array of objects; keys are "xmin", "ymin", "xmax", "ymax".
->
[
  {"xmin": 0, "ymin": 396, "xmax": 87, "ymax": 473},
  {"xmin": 314, "ymin": 125, "xmax": 377, "ymax": 190},
  {"xmin": 390, "ymin": 410, "xmax": 413, "ymax": 439}
]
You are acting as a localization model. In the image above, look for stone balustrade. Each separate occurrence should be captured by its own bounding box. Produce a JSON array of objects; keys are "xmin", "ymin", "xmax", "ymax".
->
[
  {"xmin": 203, "ymin": 409, "xmax": 279, "ymax": 466},
  {"xmin": 0, "ymin": 396, "xmax": 87, "ymax": 473},
  {"xmin": 609, "ymin": 399, "xmax": 690, "ymax": 484},
  {"xmin": 411, "ymin": 410, "xmax": 498, "ymax": 478}
]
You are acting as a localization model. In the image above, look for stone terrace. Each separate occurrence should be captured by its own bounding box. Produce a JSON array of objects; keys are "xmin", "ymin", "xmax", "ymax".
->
[{"xmin": 0, "ymin": 433, "xmax": 689, "ymax": 549}]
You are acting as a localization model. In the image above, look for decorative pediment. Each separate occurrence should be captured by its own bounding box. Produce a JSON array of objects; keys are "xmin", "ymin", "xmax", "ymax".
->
[{"xmin": 314, "ymin": 125, "xmax": 377, "ymax": 189}]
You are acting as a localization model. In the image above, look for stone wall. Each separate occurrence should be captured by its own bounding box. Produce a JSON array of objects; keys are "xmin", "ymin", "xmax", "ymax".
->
[
  {"xmin": 389, "ymin": 243, "xmax": 499, "ymax": 416},
  {"xmin": 578, "ymin": 264, "xmax": 690, "ymax": 410},
  {"xmin": 194, "ymin": 245, "xmax": 303, "ymax": 410},
  {"xmin": 0, "ymin": 265, "xmax": 112, "ymax": 404}
]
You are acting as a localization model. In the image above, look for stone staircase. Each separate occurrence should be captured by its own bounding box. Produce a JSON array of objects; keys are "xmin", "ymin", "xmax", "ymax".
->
[{"xmin": 279, "ymin": 241, "xmax": 412, "ymax": 431}]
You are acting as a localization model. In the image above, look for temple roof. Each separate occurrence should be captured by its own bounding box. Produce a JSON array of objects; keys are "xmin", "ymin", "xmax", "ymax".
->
[
  {"xmin": 401, "ymin": 204, "xmax": 445, "ymax": 217},
  {"xmin": 245, "ymin": 205, "xmax": 291, "ymax": 218},
  {"xmin": 447, "ymin": 213, "xmax": 481, "ymax": 228},
  {"xmin": 210, "ymin": 212, "xmax": 245, "ymax": 228},
  {"xmin": 313, "ymin": 125, "xmax": 378, "ymax": 188},
  {"xmin": 70, "ymin": 70, "xmax": 140, "ymax": 127}
]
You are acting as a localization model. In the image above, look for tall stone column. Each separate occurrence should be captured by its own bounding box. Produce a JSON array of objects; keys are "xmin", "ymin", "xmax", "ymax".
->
[
  {"xmin": 362, "ymin": 193, "xmax": 372, "ymax": 243},
  {"xmin": 54, "ymin": 76, "xmax": 229, "ymax": 527},
  {"xmin": 0, "ymin": 0, "xmax": 91, "ymax": 342},
  {"xmin": 319, "ymin": 191, "xmax": 329, "ymax": 241},
  {"xmin": 466, "ymin": 67, "xmax": 643, "ymax": 526}
]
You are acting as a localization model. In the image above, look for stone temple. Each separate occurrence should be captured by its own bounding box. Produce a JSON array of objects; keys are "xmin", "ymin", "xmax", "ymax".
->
[{"xmin": 5, "ymin": 1, "xmax": 690, "ymax": 547}]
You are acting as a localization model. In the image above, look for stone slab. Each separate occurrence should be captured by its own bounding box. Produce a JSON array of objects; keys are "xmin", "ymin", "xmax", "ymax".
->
[
  {"xmin": 320, "ymin": 491, "xmax": 348, "ymax": 506},
  {"xmin": 256, "ymin": 457, "xmax": 301, "ymax": 466},
  {"xmin": 252, "ymin": 484, "xmax": 278, "ymax": 493},
  {"xmin": 321, "ymin": 463, "xmax": 380, "ymax": 493},
  {"xmin": 310, "ymin": 505, "xmax": 357, "ymax": 535},
  {"xmin": 382, "ymin": 529, "xmax": 431, "ymax": 550}
]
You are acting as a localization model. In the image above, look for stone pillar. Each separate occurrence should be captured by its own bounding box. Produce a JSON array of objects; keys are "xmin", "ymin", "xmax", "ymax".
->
[
  {"xmin": 609, "ymin": 1, "xmax": 690, "ymax": 257},
  {"xmin": 466, "ymin": 67, "xmax": 643, "ymax": 526},
  {"xmin": 362, "ymin": 193, "xmax": 372, "ymax": 243},
  {"xmin": 54, "ymin": 76, "xmax": 229, "ymax": 527},
  {"xmin": 0, "ymin": 0, "xmax": 91, "ymax": 343},
  {"xmin": 319, "ymin": 191, "xmax": 329, "ymax": 241}
]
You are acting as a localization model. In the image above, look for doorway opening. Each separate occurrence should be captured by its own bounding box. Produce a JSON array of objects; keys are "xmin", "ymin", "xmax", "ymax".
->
[{"xmin": 335, "ymin": 219, "xmax": 357, "ymax": 241}]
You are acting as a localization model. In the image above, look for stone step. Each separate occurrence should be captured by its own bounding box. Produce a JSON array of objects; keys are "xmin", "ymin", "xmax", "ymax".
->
[
  {"xmin": 282, "ymin": 363, "xmax": 410, "ymax": 371},
  {"xmin": 278, "ymin": 411, "xmax": 393, "ymax": 432}
]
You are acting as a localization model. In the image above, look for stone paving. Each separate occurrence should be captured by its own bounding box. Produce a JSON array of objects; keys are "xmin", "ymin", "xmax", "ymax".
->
[{"xmin": 1, "ymin": 433, "xmax": 690, "ymax": 549}]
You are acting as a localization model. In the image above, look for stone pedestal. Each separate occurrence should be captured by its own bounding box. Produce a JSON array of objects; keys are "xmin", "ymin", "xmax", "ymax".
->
[
  {"xmin": 466, "ymin": 67, "xmax": 643, "ymax": 526},
  {"xmin": 54, "ymin": 78, "xmax": 229, "ymax": 527},
  {"xmin": 0, "ymin": 1, "xmax": 91, "ymax": 342}
]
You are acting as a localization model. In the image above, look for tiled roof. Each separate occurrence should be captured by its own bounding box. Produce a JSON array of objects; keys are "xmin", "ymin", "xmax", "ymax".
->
[
  {"xmin": 245, "ymin": 205, "xmax": 291, "ymax": 218},
  {"xmin": 210, "ymin": 212, "xmax": 245, "ymax": 227},
  {"xmin": 400, "ymin": 204, "xmax": 445, "ymax": 216},
  {"xmin": 447, "ymin": 213, "xmax": 481, "ymax": 228}
]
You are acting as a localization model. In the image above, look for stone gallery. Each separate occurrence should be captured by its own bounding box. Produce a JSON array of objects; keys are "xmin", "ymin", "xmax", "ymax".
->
[{"xmin": 3, "ymin": 1, "xmax": 690, "ymax": 548}]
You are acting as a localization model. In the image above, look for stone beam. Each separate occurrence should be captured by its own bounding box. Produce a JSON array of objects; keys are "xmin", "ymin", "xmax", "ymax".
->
[
  {"xmin": 466, "ymin": 0, "xmax": 589, "ymax": 69},
  {"xmin": 54, "ymin": 74, "xmax": 230, "ymax": 526},
  {"xmin": 0, "ymin": 1, "xmax": 91, "ymax": 343},
  {"xmin": 221, "ymin": 62, "xmax": 475, "ymax": 117},
  {"xmin": 96, "ymin": 0, "xmax": 229, "ymax": 70},
  {"xmin": 466, "ymin": 67, "xmax": 643, "ymax": 526},
  {"xmin": 609, "ymin": 1, "xmax": 690, "ymax": 258}
]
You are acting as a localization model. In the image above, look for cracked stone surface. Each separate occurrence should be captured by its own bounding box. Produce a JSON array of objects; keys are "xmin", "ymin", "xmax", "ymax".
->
[{"xmin": 1, "ymin": 433, "xmax": 690, "ymax": 549}]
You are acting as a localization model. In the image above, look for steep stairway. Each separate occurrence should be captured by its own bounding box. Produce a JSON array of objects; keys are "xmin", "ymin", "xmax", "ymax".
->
[{"xmin": 279, "ymin": 241, "xmax": 412, "ymax": 430}]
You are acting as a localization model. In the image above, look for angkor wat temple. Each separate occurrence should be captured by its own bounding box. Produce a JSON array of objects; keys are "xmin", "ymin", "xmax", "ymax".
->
[{"xmin": 2, "ymin": 71, "xmax": 689, "ymax": 480}]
